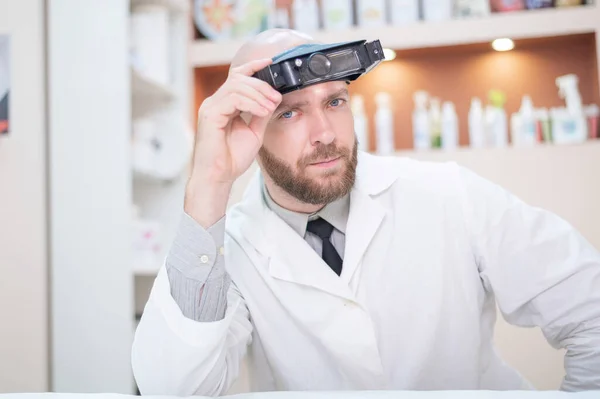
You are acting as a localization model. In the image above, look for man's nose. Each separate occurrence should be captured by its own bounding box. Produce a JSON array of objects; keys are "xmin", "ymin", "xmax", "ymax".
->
[{"xmin": 308, "ymin": 110, "xmax": 335, "ymax": 146}]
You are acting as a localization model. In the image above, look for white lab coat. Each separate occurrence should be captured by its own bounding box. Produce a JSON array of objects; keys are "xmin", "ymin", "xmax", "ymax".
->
[{"xmin": 132, "ymin": 152, "xmax": 600, "ymax": 396}]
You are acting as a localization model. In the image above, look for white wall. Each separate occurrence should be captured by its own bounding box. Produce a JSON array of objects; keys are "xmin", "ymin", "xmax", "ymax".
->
[
  {"xmin": 47, "ymin": 0, "xmax": 134, "ymax": 393},
  {"xmin": 0, "ymin": 0, "xmax": 48, "ymax": 393}
]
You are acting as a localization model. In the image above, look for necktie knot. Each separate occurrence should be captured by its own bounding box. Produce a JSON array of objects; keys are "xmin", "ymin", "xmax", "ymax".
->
[{"xmin": 306, "ymin": 217, "xmax": 335, "ymax": 240}]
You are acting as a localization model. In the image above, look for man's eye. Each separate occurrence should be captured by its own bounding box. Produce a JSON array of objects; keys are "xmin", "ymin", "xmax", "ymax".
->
[
  {"xmin": 330, "ymin": 98, "xmax": 345, "ymax": 107},
  {"xmin": 280, "ymin": 110, "xmax": 294, "ymax": 119}
]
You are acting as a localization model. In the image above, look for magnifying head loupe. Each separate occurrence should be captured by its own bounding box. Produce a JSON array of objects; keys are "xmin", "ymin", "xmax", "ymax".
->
[{"xmin": 253, "ymin": 39, "xmax": 385, "ymax": 94}]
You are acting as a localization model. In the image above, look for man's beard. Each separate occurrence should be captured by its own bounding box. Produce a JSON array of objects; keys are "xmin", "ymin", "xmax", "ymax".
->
[{"xmin": 258, "ymin": 139, "xmax": 358, "ymax": 205}]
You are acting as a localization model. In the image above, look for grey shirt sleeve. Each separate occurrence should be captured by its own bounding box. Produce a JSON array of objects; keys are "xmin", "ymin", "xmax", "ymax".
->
[{"xmin": 165, "ymin": 213, "xmax": 231, "ymax": 322}]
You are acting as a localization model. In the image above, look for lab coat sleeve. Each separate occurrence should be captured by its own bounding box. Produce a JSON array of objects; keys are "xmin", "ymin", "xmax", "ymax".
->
[
  {"xmin": 457, "ymin": 165, "xmax": 600, "ymax": 391},
  {"xmin": 132, "ymin": 264, "xmax": 253, "ymax": 396}
]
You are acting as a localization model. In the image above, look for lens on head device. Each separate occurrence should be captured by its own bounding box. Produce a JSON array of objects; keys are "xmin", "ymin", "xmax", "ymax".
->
[{"xmin": 253, "ymin": 39, "xmax": 385, "ymax": 94}]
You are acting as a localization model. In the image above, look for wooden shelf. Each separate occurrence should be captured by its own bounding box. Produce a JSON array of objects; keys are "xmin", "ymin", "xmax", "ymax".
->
[
  {"xmin": 131, "ymin": 68, "xmax": 175, "ymax": 120},
  {"xmin": 131, "ymin": 0, "xmax": 189, "ymax": 13},
  {"xmin": 189, "ymin": 6, "xmax": 600, "ymax": 68},
  {"xmin": 397, "ymin": 139, "xmax": 600, "ymax": 159}
]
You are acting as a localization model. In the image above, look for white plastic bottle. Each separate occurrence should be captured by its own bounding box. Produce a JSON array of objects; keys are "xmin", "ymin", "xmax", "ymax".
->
[
  {"xmin": 454, "ymin": 0, "xmax": 491, "ymax": 18},
  {"xmin": 536, "ymin": 108, "xmax": 552, "ymax": 142},
  {"xmin": 512, "ymin": 95, "xmax": 537, "ymax": 146},
  {"xmin": 429, "ymin": 97, "xmax": 442, "ymax": 148},
  {"xmin": 292, "ymin": 0, "xmax": 320, "ymax": 32},
  {"xmin": 468, "ymin": 97, "xmax": 486, "ymax": 148},
  {"xmin": 272, "ymin": 7, "xmax": 290, "ymax": 29},
  {"xmin": 552, "ymin": 74, "xmax": 587, "ymax": 144},
  {"xmin": 390, "ymin": 0, "xmax": 420, "ymax": 26},
  {"xmin": 351, "ymin": 95, "xmax": 369, "ymax": 152},
  {"xmin": 485, "ymin": 90, "xmax": 508, "ymax": 148},
  {"xmin": 441, "ymin": 101, "xmax": 459, "ymax": 150},
  {"xmin": 423, "ymin": 0, "xmax": 453, "ymax": 21},
  {"xmin": 322, "ymin": 0, "xmax": 353, "ymax": 30},
  {"xmin": 375, "ymin": 92, "xmax": 395, "ymax": 155},
  {"xmin": 412, "ymin": 91, "xmax": 430, "ymax": 150},
  {"xmin": 356, "ymin": 0, "xmax": 387, "ymax": 28}
]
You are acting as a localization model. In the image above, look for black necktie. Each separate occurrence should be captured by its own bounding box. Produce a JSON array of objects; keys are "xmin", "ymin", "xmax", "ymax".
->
[{"xmin": 306, "ymin": 218, "xmax": 343, "ymax": 276}]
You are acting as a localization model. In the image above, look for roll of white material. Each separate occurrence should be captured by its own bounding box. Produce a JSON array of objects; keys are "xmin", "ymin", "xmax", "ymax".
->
[
  {"xmin": 132, "ymin": 113, "xmax": 194, "ymax": 181},
  {"xmin": 130, "ymin": 5, "xmax": 170, "ymax": 86}
]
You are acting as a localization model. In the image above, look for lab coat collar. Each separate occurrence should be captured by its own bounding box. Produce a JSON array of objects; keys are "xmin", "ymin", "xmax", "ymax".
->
[
  {"xmin": 230, "ymin": 151, "xmax": 398, "ymax": 299},
  {"xmin": 262, "ymin": 183, "xmax": 350, "ymax": 238}
]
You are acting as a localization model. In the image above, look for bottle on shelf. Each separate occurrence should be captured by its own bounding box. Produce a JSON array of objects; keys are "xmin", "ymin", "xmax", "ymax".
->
[
  {"xmin": 552, "ymin": 74, "xmax": 587, "ymax": 144},
  {"xmin": 555, "ymin": 0, "xmax": 584, "ymax": 6},
  {"xmin": 485, "ymin": 90, "xmax": 508, "ymax": 148},
  {"xmin": 534, "ymin": 108, "xmax": 552, "ymax": 143},
  {"xmin": 525, "ymin": 0, "xmax": 555, "ymax": 9},
  {"xmin": 412, "ymin": 91, "xmax": 431, "ymax": 150},
  {"xmin": 422, "ymin": 0, "xmax": 453, "ymax": 21},
  {"xmin": 584, "ymin": 104, "xmax": 599, "ymax": 139},
  {"xmin": 292, "ymin": 0, "xmax": 320, "ymax": 32},
  {"xmin": 441, "ymin": 101, "xmax": 459, "ymax": 150},
  {"xmin": 375, "ymin": 92, "xmax": 395, "ymax": 155},
  {"xmin": 272, "ymin": 7, "xmax": 290, "ymax": 29},
  {"xmin": 321, "ymin": 0, "xmax": 353, "ymax": 30},
  {"xmin": 351, "ymin": 94, "xmax": 369, "ymax": 152},
  {"xmin": 511, "ymin": 95, "xmax": 537, "ymax": 147},
  {"xmin": 454, "ymin": 0, "xmax": 491, "ymax": 18},
  {"xmin": 429, "ymin": 97, "xmax": 443, "ymax": 148},
  {"xmin": 468, "ymin": 97, "xmax": 486, "ymax": 148},
  {"xmin": 490, "ymin": 0, "xmax": 526, "ymax": 12},
  {"xmin": 390, "ymin": 0, "xmax": 420, "ymax": 26},
  {"xmin": 356, "ymin": 0, "xmax": 387, "ymax": 27}
]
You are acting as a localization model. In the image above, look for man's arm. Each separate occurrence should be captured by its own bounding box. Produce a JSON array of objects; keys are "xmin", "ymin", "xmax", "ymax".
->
[
  {"xmin": 166, "ymin": 213, "xmax": 230, "ymax": 322},
  {"xmin": 457, "ymin": 165, "xmax": 600, "ymax": 391},
  {"xmin": 132, "ymin": 57, "xmax": 281, "ymax": 396}
]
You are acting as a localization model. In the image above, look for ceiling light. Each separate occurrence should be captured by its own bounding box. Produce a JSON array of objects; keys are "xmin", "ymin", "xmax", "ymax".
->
[
  {"xmin": 492, "ymin": 38, "xmax": 515, "ymax": 52},
  {"xmin": 383, "ymin": 48, "xmax": 396, "ymax": 61}
]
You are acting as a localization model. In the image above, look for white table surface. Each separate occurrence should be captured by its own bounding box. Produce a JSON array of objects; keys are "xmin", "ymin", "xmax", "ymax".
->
[{"xmin": 1, "ymin": 391, "xmax": 599, "ymax": 399}]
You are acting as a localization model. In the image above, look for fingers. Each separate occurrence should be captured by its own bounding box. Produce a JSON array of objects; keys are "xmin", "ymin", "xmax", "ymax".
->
[
  {"xmin": 224, "ymin": 93, "xmax": 270, "ymax": 117},
  {"xmin": 238, "ymin": 75, "xmax": 282, "ymax": 106},
  {"xmin": 201, "ymin": 58, "xmax": 283, "ymax": 127},
  {"xmin": 212, "ymin": 74, "xmax": 282, "ymax": 120},
  {"xmin": 229, "ymin": 57, "xmax": 273, "ymax": 77},
  {"xmin": 233, "ymin": 78, "xmax": 280, "ymax": 114}
]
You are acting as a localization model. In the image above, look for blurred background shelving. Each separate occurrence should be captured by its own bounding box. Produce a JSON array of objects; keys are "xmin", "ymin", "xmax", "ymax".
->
[
  {"xmin": 129, "ymin": 2, "xmax": 193, "ymax": 391},
  {"xmin": 190, "ymin": 5, "xmax": 600, "ymax": 67},
  {"xmin": 131, "ymin": 0, "xmax": 190, "ymax": 12},
  {"xmin": 191, "ymin": 3, "xmax": 600, "ymax": 152}
]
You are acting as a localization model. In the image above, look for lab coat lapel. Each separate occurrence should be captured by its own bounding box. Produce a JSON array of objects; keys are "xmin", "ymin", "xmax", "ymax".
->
[
  {"xmin": 236, "ymin": 152, "xmax": 400, "ymax": 301},
  {"xmin": 342, "ymin": 187, "xmax": 386, "ymax": 284},
  {"xmin": 342, "ymin": 151, "xmax": 400, "ymax": 283},
  {"xmin": 267, "ymin": 212, "xmax": 355, "ymax": 301}
]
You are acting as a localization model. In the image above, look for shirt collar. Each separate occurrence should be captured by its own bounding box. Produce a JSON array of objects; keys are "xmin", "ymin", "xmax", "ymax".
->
[{"xmin": 262, "ymin": 183, "xmax": 350, "ymax": 237}]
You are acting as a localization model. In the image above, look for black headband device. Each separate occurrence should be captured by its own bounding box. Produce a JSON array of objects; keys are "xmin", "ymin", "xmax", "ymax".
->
[{"xmin": 252, "ymin": 39, "xmax": 385, "ymax": 94}]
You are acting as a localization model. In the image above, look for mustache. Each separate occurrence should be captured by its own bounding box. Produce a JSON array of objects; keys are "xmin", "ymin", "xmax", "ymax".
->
[{"xmin": 299, "ymin": 143, "xmax": 349, "ymax": 167}]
